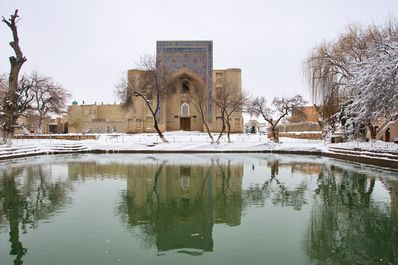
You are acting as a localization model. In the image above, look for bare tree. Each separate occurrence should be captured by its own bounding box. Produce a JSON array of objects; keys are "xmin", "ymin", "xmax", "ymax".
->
[
  {"xmin": 116, "ymin": 54, "xmax": 168, "ymax": 142},
  {"xmin": 304, "ymin": 23, "xmax": 386, "ymax": 139},
  {"xmin": 27, "ymin": 72, "xmax": 70, "ymax": 133},
  {"xmin": 305, "ymin": 25, "xmax": 381, "ymax": 102},
  {"xmin": 1, "ymin": 76, "xmax": 34, "ymax": 141},
  {"xmin": 1, "ymin": 10, "xmax": 28, "ymax": 142},
  {"xmin": 190, "ymin": 85, "xmax": 216, "ymax": 144},
  {"xmin": 214, "ymin": 85, "xmax": 246, "ymax": 143},
  {"xmin": 0, "ymin": 73, "xmax": 7, "ymax": 106},
  {"xmin": 189, "ymin": 81, "xmax": 246, "ymax": 144},
  {"xmin": 249, "ymin": 95, "xmax": 306, "ymax": 142}
]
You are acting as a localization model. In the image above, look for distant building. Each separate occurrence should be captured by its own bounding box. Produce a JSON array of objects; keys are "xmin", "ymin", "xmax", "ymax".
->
[
  {"xmin": 374, "ymin": 113, "xmax": 398, "ymax": 142},
  {"xmin": 275, "ymin": 106, "xmax": 322, "ymax": 140},
  {"xmin": 289, "ymin": 106, "xmax": 319, "ymax": 123},
  {"xmin": 65, "ymin": 41, "xmax": 243, "ymax": 134},
  {"xmin": 244, "ymin": 119, "xmax": 267, "ymax": 134}
]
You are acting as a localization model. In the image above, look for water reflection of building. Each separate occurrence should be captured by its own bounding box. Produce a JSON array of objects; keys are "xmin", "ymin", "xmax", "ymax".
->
[
  {"xmin": 267, "ymin": 160, "xmax": 323, "ymax": 176},
  {"xmin": 125, "ymin": 162, "xmax": 243, "ymax": 253},
  {"xmin": 67, "ymin": 162, "xmax": 131, "ymax": 180}
]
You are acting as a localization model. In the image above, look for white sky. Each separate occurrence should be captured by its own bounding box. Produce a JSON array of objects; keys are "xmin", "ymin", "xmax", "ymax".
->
[{"xmin": 0, "ymin": 0, "xmax": 396, "ymax": 105}]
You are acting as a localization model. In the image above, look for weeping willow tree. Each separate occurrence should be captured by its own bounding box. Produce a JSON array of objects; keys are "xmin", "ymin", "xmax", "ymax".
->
[
  {"xmin": 303, "ymin": 165, "xmax": 398, "ymax": 264},
  {"xmin": 304, "ymin": 24, "xmax": 383, "ymax": 140}
]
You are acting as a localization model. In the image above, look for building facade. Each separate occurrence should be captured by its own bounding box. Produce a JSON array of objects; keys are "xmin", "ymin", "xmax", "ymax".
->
[{"xmin": 66, "ymin": 41, "xmax": 243, "ymax": 134}]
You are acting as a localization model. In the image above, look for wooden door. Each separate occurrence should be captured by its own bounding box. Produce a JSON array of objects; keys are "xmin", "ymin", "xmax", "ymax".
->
[
  {"xmin": 385, "ymin": 128, "xmax": 391, "ymax": 142},
  {"xmin": 180, "ymin": 118, "xmax": 191, "ymax": 131}
]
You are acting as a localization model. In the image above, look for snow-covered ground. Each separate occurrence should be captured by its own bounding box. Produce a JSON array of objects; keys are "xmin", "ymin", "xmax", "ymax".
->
[
  {"xmin": 6, "ymin": 131, "xmax": 327, "ymax": 153},
  {"xmin": 1, "ymin": 131, "xmax": 397, "ymax": 162},
  {"xmin": 330, "ymin": 140, "xmax": 398, "ymax": 153}
]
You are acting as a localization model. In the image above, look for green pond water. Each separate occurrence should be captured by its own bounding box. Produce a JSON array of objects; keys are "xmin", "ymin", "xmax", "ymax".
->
[{"xmin": 0, "ymin": 153, "xmax": 397, "ymax": 265}]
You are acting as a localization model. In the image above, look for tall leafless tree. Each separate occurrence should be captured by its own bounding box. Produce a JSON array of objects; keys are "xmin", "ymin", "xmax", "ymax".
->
[
  {"xmin": 1, "ymin": 10, "xmax": 28, "ymax": 142},
  {"xmin": 214, "ymin": 84, "xmax": 246, "ymax": 143},
  {"xmin": 0, "ymin": 76, "xmax": 34, "ymax": 141},
  {"xmin": 116, "ymin": 54, "xmax": 168, "ymax": 142},
  {"xmin": 249, "ymin": 95, "xmax": 306, "ymax": 142},
  {"xmin": 190, "ymin": 84, "xmax": 216, "ymax": 144}
]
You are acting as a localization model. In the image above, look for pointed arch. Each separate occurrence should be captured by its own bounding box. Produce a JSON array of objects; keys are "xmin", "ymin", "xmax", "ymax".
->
[
  {"xmin": 181, "ymin": 103, "xmax": 189, "ymax": 116},
  {"xmin": 165, "ymin": 68, "xmax": 206, "ymax": 88}
]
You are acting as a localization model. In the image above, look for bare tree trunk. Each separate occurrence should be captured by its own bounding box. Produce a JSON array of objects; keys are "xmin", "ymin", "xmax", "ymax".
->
[
  {"xmin": 153, "ymin": 117, "xmax": 168, "ymax": 143},
  {"xmin": 141, "ymin": 96, "xmax": 168, "ymax": 143},
  {"xmin": 216, "ymin": 109, "xmax": 226, "ymax": 143},
  {"xmin": 38, "ymin": 115, "xmax": 44, "ymax": 134},
  {"xmin": 191, "ymin": 95, "xmax": 215, "ymax": 144},
  {"xmin": 271, "ymin": 125, "xmax": 279, "ymax": 143},
  {"xmin": 367, "ymin": 123, "xmax": 376, "ymax": 140},
  {"xmin": 201, "ymin": 112, "xmax": 215, "ymax": 144},
  {"xmin": 225, "ymin": 118, "xmax": 231, "ymax": 143},
  {"xmin": 2, "ymin": 10, "xmax": 27, "ymax": 143}
]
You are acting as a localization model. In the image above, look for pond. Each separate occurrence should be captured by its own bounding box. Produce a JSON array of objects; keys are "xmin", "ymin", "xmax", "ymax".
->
[{"xmin": 0, "ymin": 154, "xmax": 397, "ymax": 265}]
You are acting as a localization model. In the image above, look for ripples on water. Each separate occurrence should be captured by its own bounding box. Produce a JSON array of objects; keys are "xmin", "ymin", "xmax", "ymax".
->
[{"xmin": 0, "ymin": 154, "xmax": 397, "ymax": 265}]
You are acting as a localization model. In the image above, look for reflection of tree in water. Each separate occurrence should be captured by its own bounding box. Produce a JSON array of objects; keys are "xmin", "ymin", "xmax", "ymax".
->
[
  {"xmin": 117, "ymin": 163, "xmax": 165, "ymax": 250},
  {"xmin": 304, "ymin": 165, "xmax": 398, "ymax": 265},
  {"xmin": 244, "ymin": 159, "xmax": 308, "ymax": 210},
  {"xmin": 0, "ymin": 165, "xmax": 72, "ymax": 265},
  {"xmin": 117, "ymin": 160, "xmax": 243, "ymax": 254},
  {"xmin": 214, "ymin": 159, "xmax": 243, "ymax": 225}
]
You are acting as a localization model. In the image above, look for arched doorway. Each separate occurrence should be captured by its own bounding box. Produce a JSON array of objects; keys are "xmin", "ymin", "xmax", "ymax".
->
[
  {"xmin": 180, "ymin": 103, "xmax": 191, "ymax": 131},
  {"xmin": 63, "ymin": 122, "xmax": 68, "ymax": 133},
  {"xmin": 164, "ymin": 69, "xmax": 206, "ymax": 132},
  {"xmin": 385, "ymin": 128, "xmax": 391, "ymax": 142}
]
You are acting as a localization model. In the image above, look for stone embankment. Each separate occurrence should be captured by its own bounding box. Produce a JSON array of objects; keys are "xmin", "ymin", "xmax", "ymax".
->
[
  {"xmin": 15, "ymin": 134, "xmax": 98, "ymax": 140},
  {"xmin": 326, "ymin": 146, "xmax": 398, "ymax": 169},
  {"xmin": 0, "ymin": 143, "xmax": 87, "ymax": 160}
]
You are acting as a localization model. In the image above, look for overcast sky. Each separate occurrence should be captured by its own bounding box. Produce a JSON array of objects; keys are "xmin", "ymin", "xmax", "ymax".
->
[{"xmin": 1, "ymin": 0, "xmax": 396, "ymax": 105}]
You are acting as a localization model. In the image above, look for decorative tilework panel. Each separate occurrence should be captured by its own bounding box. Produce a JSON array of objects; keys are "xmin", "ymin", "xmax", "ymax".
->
[{"xmin": 156, "ymin": 41, "xmax": 213, "ymax": 118}]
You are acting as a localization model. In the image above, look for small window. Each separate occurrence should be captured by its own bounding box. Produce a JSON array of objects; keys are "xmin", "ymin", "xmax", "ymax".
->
[
  {"xmin": 181, "ymin": 103, "xmax": 189, "ymax": 116},
  {"xmin": 181, "ymin": 176, "xmax": 190, "ymax": 190},
  {"xmin": 182, "ymin": 80, "xmax": 190, "ymax": 93},
  {"xmin": 216, "ymin": 87, "xmax": 222, "ymax": 100},
  {"xmin": 146, "ymin": 117, "xmax": 153, "ymax": 129},
  {"xmin": 128, "ymin": 119, "xmax": 134, "ymax": 129},
  {"xmin": 136, "ymin": 119, "xmax": 142, "ymax": 129},
  {"xmin": 234, "ymin": 117, "xmax": 240, "ymax": 128},
  {"xmin": 180, "ymin": 166, "xmax": 191, "ymax": 190},
  {"xmin": 216, "ymin": 72, "xmax": 223, "ymax": 86}
]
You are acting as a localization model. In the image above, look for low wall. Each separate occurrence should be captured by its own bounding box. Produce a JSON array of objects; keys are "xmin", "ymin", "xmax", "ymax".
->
[
  {"xmin": 277, "ymin": 122, "xmax": 321, "ymax": 132},
  {"xmin": 324, "ymin": 152, "xmax": 398, "ymax": 169},
  {"xmin": 279, "ymin": 132, "xmax": 322, "ymax": 140},
  {"xmin": 14, "ymin": 135, "xmax": 98, "ymax": 140}
]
